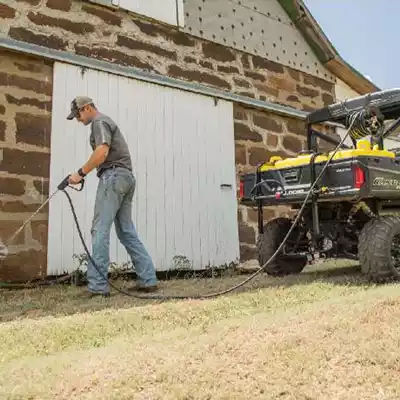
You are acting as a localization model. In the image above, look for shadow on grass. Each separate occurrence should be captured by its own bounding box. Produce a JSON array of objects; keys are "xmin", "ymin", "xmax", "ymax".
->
[{"xmin": 0, "ymin": 260, "xmax": 391, "ymax": 323}]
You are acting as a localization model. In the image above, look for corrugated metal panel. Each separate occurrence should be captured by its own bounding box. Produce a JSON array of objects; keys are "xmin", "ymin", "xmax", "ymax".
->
[{"xmin": 47, "ymin": 62, "xmax": 239, "ymax": 275}]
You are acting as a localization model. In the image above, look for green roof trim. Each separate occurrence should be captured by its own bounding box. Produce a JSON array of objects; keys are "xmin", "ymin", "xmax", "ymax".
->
[{"xmin": 277, "ymin": 0, "xmax": 380, "ymax": 93}]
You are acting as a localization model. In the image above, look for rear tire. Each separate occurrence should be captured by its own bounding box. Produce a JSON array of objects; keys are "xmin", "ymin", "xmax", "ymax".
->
[
  {"xmin": 257, "ymin": 217, "xmax": 308, "ymax": 276},
  {"xmin": 358, "ymin": 215, "xmax": 400, "ymax": 283}
]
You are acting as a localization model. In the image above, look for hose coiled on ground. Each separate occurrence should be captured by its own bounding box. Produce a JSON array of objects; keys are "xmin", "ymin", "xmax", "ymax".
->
[{"xmin": 0, "ymin": 112, "xmax": 360, "ymax": 299}]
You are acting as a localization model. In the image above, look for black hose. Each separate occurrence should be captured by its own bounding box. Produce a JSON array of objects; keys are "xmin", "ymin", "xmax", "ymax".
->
[
  {"xmin": 1, "ymin": 115, "xmax": 357, "ymax": 299},
  {"xmin": 346, "ymin": 106, "xmax": 384, "ymax": 140},
  {"xmin": 59, "ymin": 115, "xmax": 357, "ymax": 300}
]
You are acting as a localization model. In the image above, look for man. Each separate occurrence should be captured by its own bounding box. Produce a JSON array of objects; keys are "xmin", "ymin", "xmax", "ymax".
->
[{"xmin": 66, "ymin": 96, "xmax": 158, "ymax": 297}]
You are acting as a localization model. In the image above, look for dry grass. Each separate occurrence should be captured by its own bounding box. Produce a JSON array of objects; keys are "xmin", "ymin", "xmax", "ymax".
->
[{"xmin": 1, "ymin": 260, "xmax": 400, "ymax": 399}]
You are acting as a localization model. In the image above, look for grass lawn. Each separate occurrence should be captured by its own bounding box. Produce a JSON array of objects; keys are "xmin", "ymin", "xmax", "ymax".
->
[{"xmin": 1, "ymin": 259, "xmax": 400, "ymax": 399}]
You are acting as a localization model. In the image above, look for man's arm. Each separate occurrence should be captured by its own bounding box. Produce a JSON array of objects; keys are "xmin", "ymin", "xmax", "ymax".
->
[
  {"xmin": 81, "ymin": 119, "xmax": 112, "ymax": 175},
  {"xmin": 81, "ymin": 144, "xmax": 109, "ymax": 175},
  {"xmin": 68, "ymin": 119, "xmax": 112, "ymax": 184}
]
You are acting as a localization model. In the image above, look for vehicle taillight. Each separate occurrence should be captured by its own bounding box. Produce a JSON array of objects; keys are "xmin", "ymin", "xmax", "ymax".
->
[
  {"xmin": 239, "ymin": 178, "xmax": 244, "ymax": 198},
  {"xmin": 354, "ymin": 165, "xmax": 365, "ymax": 189}
]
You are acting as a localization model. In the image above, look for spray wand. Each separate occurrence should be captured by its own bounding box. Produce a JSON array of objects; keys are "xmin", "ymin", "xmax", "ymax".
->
[
  {"xmin": 0, "ymin": 116, "xmax": 358, "ymax": 298},
  {"xmin": 0, "ymin": 177, "xmax": 84, "ymax": 264}
]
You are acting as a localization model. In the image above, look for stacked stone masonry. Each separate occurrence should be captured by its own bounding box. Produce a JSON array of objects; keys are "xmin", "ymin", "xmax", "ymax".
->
[
  {"xmin": 2, "ymin": 0, "xmax": 335, "ymax": 111},
  {"xmin": 0, "ymin": 0, "xmax": 338, "ymax": 277},
  {"xmin": 0, "ymin": 49, "xmax": 52, "ymax": 281}
]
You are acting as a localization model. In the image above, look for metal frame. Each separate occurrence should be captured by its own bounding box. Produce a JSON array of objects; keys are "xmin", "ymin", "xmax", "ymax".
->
[
  {"xmin": 0, "ymin": 37, "xmax": 310, "ymax": 121},
  {"xmin": 86, "ymin": 0, "xmax": 115, "ymax": 6},
  {"xmin": 306, "ymin": 126, "xmax": 350, "ymax": 153},
  {"xmin": 305, "ymin": 121, "xmax": 360, "ymax": 251},
  {"xmin": 304, "ymin": 105, "xmax": 400, "ymax": 253},
  {"xmin": 251, "ymin": 125, "xmax": 345, "ymax": 258}
]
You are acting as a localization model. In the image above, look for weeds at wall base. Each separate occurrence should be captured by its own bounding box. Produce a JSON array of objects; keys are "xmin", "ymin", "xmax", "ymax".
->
[{"xmin": 71, "ymin": 253, "xmax": 241, "ymax": 286}]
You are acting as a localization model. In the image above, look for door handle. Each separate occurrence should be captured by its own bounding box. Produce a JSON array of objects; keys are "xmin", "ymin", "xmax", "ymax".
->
[{"xmin": 220, "ymin": 184, "xmax": 232, "ymax": 189}]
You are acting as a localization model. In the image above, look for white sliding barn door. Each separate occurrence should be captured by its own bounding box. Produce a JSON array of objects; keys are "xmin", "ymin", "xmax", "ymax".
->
[{"xmin": 47, "ymin": 62, "xmax": 239, "ymax": 274}]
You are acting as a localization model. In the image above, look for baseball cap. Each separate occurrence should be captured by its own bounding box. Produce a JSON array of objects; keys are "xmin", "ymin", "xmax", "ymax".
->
[{"xmin": 66, "ymin": 96, "xmax": 94, "ymax": 120}]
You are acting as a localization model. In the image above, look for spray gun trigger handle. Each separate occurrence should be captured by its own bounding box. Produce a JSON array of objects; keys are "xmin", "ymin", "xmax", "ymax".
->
[
  {"xmin": 57, "ymin": 175, "xmax": 71, "ymax": 191},
  {"xmin": 70, "ymin": 178, "xmax": 85, "ymax": 192},
  {"xmin": 57, "ymin": 175, "xmax": 85, "ymax": 191}
]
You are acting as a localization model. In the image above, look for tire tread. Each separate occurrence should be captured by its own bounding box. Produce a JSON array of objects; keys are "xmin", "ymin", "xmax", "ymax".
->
[
  {"xmin": 257, "ymin": 217, "xmax": 307, "ymax": 277},
  {"xmin": 359, "ymin": 215, "xmax": 400, "ymax": 283}
]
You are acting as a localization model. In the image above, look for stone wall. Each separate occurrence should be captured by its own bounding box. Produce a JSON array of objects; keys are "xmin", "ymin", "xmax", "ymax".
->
[
  {"xmin": 0, "ymin": 49, "xmax": 53, "ymax": 281},
  {"xmin": 0, "ymin": 0, "xmax": 339, "ymax": 275},
  {"xmin": 1, "ymin": 0, "xmax": 335, "ymax": 111}
]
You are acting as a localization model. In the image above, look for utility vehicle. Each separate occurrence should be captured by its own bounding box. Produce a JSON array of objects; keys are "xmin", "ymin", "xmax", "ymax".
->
[{"xmin": 240, "ymin": 88, "xmax": 400, "ymax": 282}]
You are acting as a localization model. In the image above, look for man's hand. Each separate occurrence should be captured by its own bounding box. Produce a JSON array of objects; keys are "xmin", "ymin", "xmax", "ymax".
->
[{"xmin": 68, "ymin": 172, "xmax": 83, "ymax": 185}]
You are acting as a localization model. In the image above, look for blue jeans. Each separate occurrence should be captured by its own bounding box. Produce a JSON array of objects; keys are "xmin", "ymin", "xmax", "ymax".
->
[{"xmin": 87, "ymin": 167, "xmax": 158, "ymax": 294}]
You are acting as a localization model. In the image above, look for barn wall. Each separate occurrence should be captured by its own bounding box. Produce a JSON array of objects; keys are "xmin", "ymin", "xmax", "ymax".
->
[
  {"xmin": 47, "ymin": 62, "xmax": 240, "ymax": 275},
  {"xmin": 1, "ymin": 0, "xmax": 335, "ymax": 111},
  {"xmin": 181, "ymin": 0, "xmax": 336, "ymax": 83},
  {"xmin": 0, "ymin": 49, "xmax": 53, "ymax": 281},
  {"xmin": 0, "ymin": 0, "xmax": 339, "ymax": 278}
]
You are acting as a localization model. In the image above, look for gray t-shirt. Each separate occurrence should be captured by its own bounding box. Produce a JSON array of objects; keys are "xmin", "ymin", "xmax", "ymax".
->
[{"xmin": 89, "ymin": 112, "xmax": 133, "ymax": 177}]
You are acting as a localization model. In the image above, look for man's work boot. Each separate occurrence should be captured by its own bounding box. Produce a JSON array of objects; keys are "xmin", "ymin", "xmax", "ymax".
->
[
  {"xmin": 78, "ymin": 290, "xmax": 111, "ymax": 299},
  {"xmin": 131, "ymin": 283, "xmax": 158, "ymax": 293}
]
